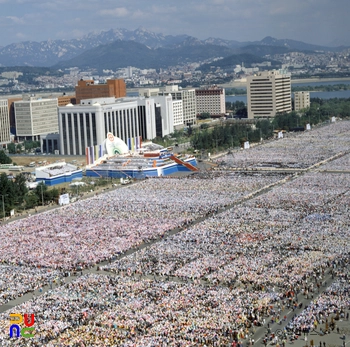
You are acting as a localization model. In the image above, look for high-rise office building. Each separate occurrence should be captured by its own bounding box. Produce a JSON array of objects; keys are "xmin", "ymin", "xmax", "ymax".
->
[
  {"xmin": 58, "ymin": 95, "xmax": 175, "ymax": 155},
  {"xmin": 75, "ymin": 79, "xmax": 126, "ymax": 104},
  {"xmin": 8, "ymin": 97, "xmax": 22, "ymax": 133},
  {"xmin": 294, "ymin": 91, "xmax": 310, "ymax": 111},
  {"xmin": 247, "ymin": 70, "xmax": 291, "ymax": 119},
  {"xmin": 14, "ymin": 97, "xmax": 59, "ymax": 141},
  {"xmin": 0, "ymin": 100, "xmax": 11, "ymax": 145},
  {"xmin": 58, "ymin": 97, "xmax": 139, "ymax": 156},
  {"xmin": 195, "ymin": 86, "xmax": 226, "ymax": 117}
]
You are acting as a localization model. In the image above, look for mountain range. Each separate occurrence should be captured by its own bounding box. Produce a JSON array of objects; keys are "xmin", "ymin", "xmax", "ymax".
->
[{"xmin": 0, "ymin": 27, "xmax": 346, "ymax": 70}]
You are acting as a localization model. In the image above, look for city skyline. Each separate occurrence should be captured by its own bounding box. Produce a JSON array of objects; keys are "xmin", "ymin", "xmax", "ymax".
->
[{"xmin": 1, "ymin": 0, "xmax": 349, "ymax": 48}]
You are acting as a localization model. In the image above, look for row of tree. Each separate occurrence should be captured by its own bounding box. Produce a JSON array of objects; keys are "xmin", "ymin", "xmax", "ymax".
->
[
  {"xmin": 191, "ymin": 120, "xmax": 273, "ymax": 152},
  {"xmin": 292, "ymin": 84, "xmax": 350, "ymax": 92},
  {"xmin": 0, "ymin": 173, "xmax": 28, "ymax": 218},
  {"xmin": 273, "ymin": 97, "xmax": 350, "ymax": 130},
  {"xmin": 191, "ymin": 97, "xmax": 350, "ymax": 152},
  {"xmin": 7, "ymin": 140, "xmax": 40, "ymax": 154},
  {"xmin": 225, "ymin": 101, "xmax": 248, "ymax": 118},
  {"xmin": 0, "ymin": 171, "xmax": 60, "ymax": 218},
  {"xmin": 0, "ymin": 150, "xmax": 61, "ymax": 217}
]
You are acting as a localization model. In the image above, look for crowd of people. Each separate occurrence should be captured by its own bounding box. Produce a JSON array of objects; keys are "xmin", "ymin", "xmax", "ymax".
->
[
  {"xmin": 0, "ymin": 120, "xmax": 349, "ymax": 346},
  {"xmin": 103, "ymin": 172, "xmax": 350, "ymax": 290},
  {"xmin": 321, "ymin": 153, "xmax": 350, "ymax": 171},
  {"xmin": 220, "ymin": 121, "xmax": 350, "ymax": 169},
  {"xmin": 0, "ymin": 173, "xmax": 284, "ymax": 272},
  {"xmin": 287, "ymin": 263, "xmax": 350, "ymax": 335},
  {"xmin": 0, "ymin": 274, "xmax": 292, "ymax": 346},
  {"xmin": 0, "ymin": 265, "xmax": 60, "ymax": 305}
]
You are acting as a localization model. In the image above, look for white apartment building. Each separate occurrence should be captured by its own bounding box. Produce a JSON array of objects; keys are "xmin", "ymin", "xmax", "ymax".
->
[
  {"xmin": 123, "ymin": 94, "xmax": 177, "ymax": 138},
  {"xmin": 172, "ymin": 87, "xmax": 196, "ymax": 126},
  {"xmin": 139, "ymin": 86, "xmax": 196, "ymax": 127},
  {"xmin": 294, "ymin": 91, "xmax": 310, "ymax": 111},
  {"xmin": 247, "ymin": 70, "xmax": 291, "ymax": 119},
  {"xmin": 0, "ymin": 100, "xmax": 11, "ymax": 145},
  {"xmin": 195, "ymin": 86, "xmax": 225, "ymax": 117},
  {"xmin": 159, "ymin": 86, "xmax": 197, "ymax": 126},
  {"xmin": 171, "ymin": 100, "xmax": 183, "ymax": 127},
  {"xmin": 152, "ymin": 95, "xmax": 175, "ymax": 138},
  {"xmin": 14, "ymin": 97, "xmax": 59, "ymax": 140}
]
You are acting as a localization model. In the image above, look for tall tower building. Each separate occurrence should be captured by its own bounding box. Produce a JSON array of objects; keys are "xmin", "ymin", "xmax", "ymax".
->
[
  {"xmin": 247, "ymin": 70, "xmax": 291, "ymax": 119},
  {"xmin": 14, "ymin": 97, "xmax": 59, "ymax": 141},
  {"xmin": 294, "ymin": 91, "xmax": 310, "ymax": 111}
]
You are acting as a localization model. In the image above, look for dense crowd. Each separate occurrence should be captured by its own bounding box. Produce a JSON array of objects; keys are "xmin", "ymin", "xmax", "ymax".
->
[
  {"xmin": 0, "ymin": 265, "xmax": 60, "ymax": 305},
  {"xmin": 103, "ymin": 172, "xmax": 350, "ymax": 290},
  {"xmin": 321, "ymin": 153, "xmax": 350, "ymax": 170},
  {"xmin": 0, "ymin": 120, "xmax": 349, "ymax": 346},
  {"xmin": 0, "ymin": 173, "xmax": 284, "ymax": 271},
  {"xmin": 0, "ymin": 274, "xmax": 288, "ymax": 346},
  {"xmin": 220, "ymin": 121, "xmax": 350, "ymax": 169},
  {"xmin": 287, "ymin": 259, "xmax": 350, "ymax": 334}
]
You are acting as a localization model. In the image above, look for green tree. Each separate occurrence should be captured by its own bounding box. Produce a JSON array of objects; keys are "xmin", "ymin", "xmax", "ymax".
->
[
  {"xmin": 16, "ymin": 143, "xmax": 23, "ymax": 153},
  {"xmin": 7, "ymin": 143, "xmax": 16, "ymax": 154},
  {"xmin": 256, "ymin": 119, "xmax": 273, "ymax": 139},
  {"xmin": 34, "ymin": 182, "xmax": 48, "ymax": 205},
  {"xmin": 47, "ymin": 187, "xmax": 59, "ymax": 202},
  {"xmin": 198, "ymin": 112, "xmax": 211, "ymax": 120},
  {"xmin": 24, "ymin": 193, "xmax": 39, "ymax": 209},
  {"xmin": 13, "ymin": 174, "xmax": 28, "ymax": 205},
  {"xmin": 0, "ymin": 150, "xmax": 12, "ymax": 164},
  {"xmin": 0, "ymin": 173, "xmax": 16, "ymax": 218}
]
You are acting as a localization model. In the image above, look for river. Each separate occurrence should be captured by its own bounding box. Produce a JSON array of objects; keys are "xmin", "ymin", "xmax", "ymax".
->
[
  {"xmin": 128, "ymin": 80, "xmax": 350, "ymax": 103},
  {"xmin": 225, "ymin": 79, "xmax": 350, "ymax": 103}
]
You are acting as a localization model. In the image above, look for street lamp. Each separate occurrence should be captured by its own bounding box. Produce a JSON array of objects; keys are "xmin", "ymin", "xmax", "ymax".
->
[
  {"xmin": 40, "ymin": 184, "xmax": 44, "ymax": 206},
  {"xmin": 0, "ymin": 194, "xmax": 8, "ymax": 221},
  {"xmin": 228, "ymin": 135, "xmax": 233, "ymax": 149},
  {"xmin": 215, "ymin": 138, "xmax": 219, "ymax": 152}
]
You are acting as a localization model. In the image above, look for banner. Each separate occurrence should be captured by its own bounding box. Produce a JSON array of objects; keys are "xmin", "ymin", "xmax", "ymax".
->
[
  {"xmin": 59, "ymin": 193, "xmax": 70, "ymax": 206},
  {"xmin": 127, "ymin": 136, "xmax": 142, "ymax": 151}
]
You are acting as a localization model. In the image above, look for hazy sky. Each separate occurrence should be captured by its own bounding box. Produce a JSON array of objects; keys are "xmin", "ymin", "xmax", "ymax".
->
[{"xmin": 1, "ymin": 0, "xmax": 349, "ymax": 47}]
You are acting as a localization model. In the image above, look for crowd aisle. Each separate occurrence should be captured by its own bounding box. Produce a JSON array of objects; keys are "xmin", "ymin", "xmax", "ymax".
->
[{"xmin": 321, "ymin": 152, "xmax": 350, "ymax": 170}]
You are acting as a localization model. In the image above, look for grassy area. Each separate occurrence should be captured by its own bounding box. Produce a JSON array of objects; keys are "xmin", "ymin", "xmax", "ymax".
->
[{"xmin": 9, "ymin": 155, "xmax": 86, "ymax": 168}]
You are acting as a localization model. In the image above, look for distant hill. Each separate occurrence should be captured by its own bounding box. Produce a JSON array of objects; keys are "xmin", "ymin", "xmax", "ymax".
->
[
  {"xmin": 259, "ymin": 36, "xmax": 338, "ymax": 52},
  {"xmin": 53, "ymin": 39, "xmax": 236, "ymax": 71},
  {"xmin": 0, "ymin": 27, "xmax": 193, "ymax": 67},
  {"xmin": 0, "ymin": 28, "xmax": 346, "ymax": 69},
  {"xmin": 197, "ymin": 53, "xmax": 281, "ymax": 73},
  {"xmin": 232, "ymin": 45, "xmax": 291, "ymax": 57}
]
